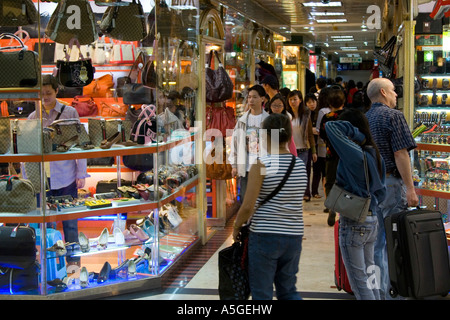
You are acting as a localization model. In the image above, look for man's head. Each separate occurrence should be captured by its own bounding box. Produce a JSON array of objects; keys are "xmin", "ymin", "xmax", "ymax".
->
[
  {"xmin": 366, "ymin": 78, "xmax": 397, "ymax": 108},
  {"xmin": 261, "ymin": 75, "xmax": 279, "ymax": 91},
  {"xmin": 247, "ymin": 84, "xmax": 266, "ymax": 112},
  {"xmin": 328, "ymin": 87, "xmax": 346, "ymax": 110},
  {"xmin": 316, "ymin": 77, "xmax": 327, "ymax": 90}
]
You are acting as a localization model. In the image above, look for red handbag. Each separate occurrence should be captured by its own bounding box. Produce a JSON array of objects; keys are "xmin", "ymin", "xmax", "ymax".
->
[
  {"xmin": 206, "ymin": 103, "xmax": 236, "ymax": 138},
  {"xmin": 71, "ymin": 95, "xmax": 98, "ymax": 117}
]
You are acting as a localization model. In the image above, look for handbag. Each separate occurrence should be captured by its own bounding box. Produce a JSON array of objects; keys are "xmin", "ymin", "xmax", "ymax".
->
[
  {"xmin": 45, "ymin": 0, "xmax": 97, "ymax": 45},
  {"xmin": 48, "ymin": 118, "xmax": 91, "ymax": 148},
  {"xmin": 129, "ymin": 105, "xmax": 157, "ymax": 145},
  {"xmin": 178, "ymin": 63, "xmax": 198, "ymax": 91},
  {"xmin": 324, "ymin": 153, "xmax": 371, "ymax": 223},
  {"xmin": 34, "ymin": 38, "xmax": 56, "ymax": 65},
  {"xmin": 0, "ymin": 0, "xmax": 38, "ymax": 27},
  {"xmin": 83, "ymin": 74, "xmax": 114, "ymax": 97},
  {"xmin": 206, "ymin": 103, "xmax": 236, "ymax": 138},
  {"xmin": 123, "ymin": 83, "xmax": 153, "ymax": 105},
  {"xmin": 11, "ymin": 119, "xmax": 44, "ymax": 154},
  {"xmin": 0, "ymin": 263, "xmax": 39, "ymax": 294},
  {"xmin": 0, "ymin": 33, "xmax": 39, "ymax": 88},
  {"xmin": 0, "ymin": 118, "xmax": 11, "ymax": 154},
  {"xmin": 0, "ymin": 225, "xmax": 36, "ymax": 269},
  {"xmin": 6, "ymin": 101, "xmax": 35, "ymax": 118},
  {"xmin": 205, "ymin": 141, "xmax": 232, "ymax": 180},
  {"xmin": 110, "ymin": 42, "xmax": 136, "ymax": 64},
  {"xmin": 205, "ymin": 50, "xmax": 233, "ymax": 103},
  {"xmin": 55, "ymin": 39, "xmax": 95, "ymax": 88},
  {"xmin": 0, "ymin": 175, "xmax": 37, "ymax": 214},
  {"xmin": 100, "ymin": 0, "xmax": 147, "ymax": 42},
  {"xmin": 100, "ymin": 101, "xmax": 128, "ymax": 117},
  {"xmin": 71, "ymin": 95, "xmax": 98, "ymax": 117}
]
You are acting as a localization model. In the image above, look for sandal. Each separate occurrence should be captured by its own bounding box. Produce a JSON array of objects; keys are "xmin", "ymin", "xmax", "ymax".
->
[
  {"xmin": 313, "ymin": 194, "xmax": 322, "ymax": 199},
  {"xmin": 303, "ymin": 196, "xmax": 310, "ymax": 202}
]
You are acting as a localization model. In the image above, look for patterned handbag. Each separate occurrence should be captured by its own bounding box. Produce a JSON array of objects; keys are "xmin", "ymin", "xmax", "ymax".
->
[
  {"xmin": 100, "ymin": 0, "xmax": 147, "ymax": 42},
  {"xmin": 0, "ymin": 33, "xmax": 39, "ymax": 88},
  {"xmin": 0, "ymin": 175, "xmax": 37, "ymax": 214},
  {"xmin": 0, "ymin": 0, "xmax": 38, "ymax": 27},
  {"xmin": 88, "ymin": 118, "xmax": 131, "ymax": 147},
  {"xmin": 45, "ymin": 0, "xmax": 97, "ymax": 45},
  {"xmin": 0, "ymin": 118, "xmax": 11, "ymax": 154},
  {"xmin": 11, "ymin": 119, "xmax": 43, "ymax": 155},
  {"xmin": 48, "ymin": 118, "xmax": 91, "ymax": 148}
]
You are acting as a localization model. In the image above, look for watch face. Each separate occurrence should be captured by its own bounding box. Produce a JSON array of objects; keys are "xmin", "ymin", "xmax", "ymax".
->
[
  {"xmin": 422, "ymin": 79, "xmax": 429, "ymax": 89},
  {"xmin": 443, "ymin": 79, "xmax": 449, "ymax": 89}
]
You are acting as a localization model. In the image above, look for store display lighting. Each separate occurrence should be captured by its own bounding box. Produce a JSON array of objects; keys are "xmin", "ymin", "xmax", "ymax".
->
[
  {"xmin": 310, "ymin": 11, "xmax": 344, "ymax": 16},
  {"xmin": 316, "ymin": 18, "xmax": 347, "ymax": 23},
  {"xmin": 302, "ymin": 1, "xmax": 342, "ymax": 7}
]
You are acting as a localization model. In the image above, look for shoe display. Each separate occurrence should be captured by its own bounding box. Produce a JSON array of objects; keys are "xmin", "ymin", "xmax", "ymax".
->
[
  {"xmin": 79, "ymin": 232, "xmax": 90, "ymax": 253},
  {"xmin": 130, "ymin": 224, "xmax": 149, "ymax": 242},
  {"xmin": 97, "ymin": 261, "xmax": 111, "ymax": 284},
  {"xmin": 100, "ymin": 131, "xmax": 121, "ymax": 149},
  {"xmin": 47, "ymin": 240, "xmax": 67, "ymax": 256},
  {"xmin": 56, "ymin": 135, "xmax": 79, "ymax": 152},
  {"xmin": 80, "ymin": 266, "xmax": 89, "ymax": 288},
  {"xmin": 113, "ymin": 227, "xmax": 125, "ymax": 246},
  {"xmin": 97, "ymin": 228, "xmax": 109, "ymax": 250}
]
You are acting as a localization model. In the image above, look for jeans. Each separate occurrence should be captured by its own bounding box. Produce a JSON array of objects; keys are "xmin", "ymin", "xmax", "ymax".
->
[
  {"xmin": 239, "ymin": 172, "xmax": 249, "ymax": 203},
  {"xmin": 297, "ymin": 149, "xmax": 311, "ymax": 198},
  {"xmin": 248, "ymin": 232, "xmax": 303, "ymax": 300},
  {"xmin": 374, "ymin": 175, "xmax": 407, "ymax": 299},
  {"xmin": 339, "ymin": 215, "xmax": 380, "ymax": 300}
]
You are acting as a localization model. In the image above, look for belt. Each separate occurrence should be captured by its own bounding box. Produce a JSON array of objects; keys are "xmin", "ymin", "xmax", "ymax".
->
[{"xmin": 297, "ymin": 148, "xmax": 308, "ymax": 152}]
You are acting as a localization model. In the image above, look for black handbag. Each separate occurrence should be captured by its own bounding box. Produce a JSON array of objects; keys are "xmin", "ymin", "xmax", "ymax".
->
[
  {"xmin": 55, "ymin": 39, "xmax": 95, "ymax": 88},
  {"xmin": 123, "ymin": 83, "xmax": 153, "ymax": 105},
  {"xmin": 7, "ymin": 101, "xmax": 36, "ymax": 118},
  {"xmin": 205, "ymin": 50, "xmax": 233, "ymax": 103},
  {"xmin": 0, "ymin": 262, "xmax": 39, "ymax": 294},
  {"xmin": 0, "ymin": 225, "xmax": 37, "ymax": 270}
]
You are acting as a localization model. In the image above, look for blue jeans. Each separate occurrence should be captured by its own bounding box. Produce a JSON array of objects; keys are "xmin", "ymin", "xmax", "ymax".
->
[
  {"xmin": 248, "ymin": 232, "xmax": 303, "ymax": 300},
  {"xmin": 374, "ymin": 175, "xmax": 407, "ymax": 299},
  {"xmin": 339, "ymin": 215, "xmax": 380, "ymax": 300}
]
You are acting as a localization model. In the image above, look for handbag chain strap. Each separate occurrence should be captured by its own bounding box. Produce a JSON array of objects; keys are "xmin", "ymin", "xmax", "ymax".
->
[{"xmin": 362, "ymin": 151, "xmax": 370, "ymax": 194}]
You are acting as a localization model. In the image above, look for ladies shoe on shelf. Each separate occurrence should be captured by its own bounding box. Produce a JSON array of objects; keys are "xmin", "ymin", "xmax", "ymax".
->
[
  {"xmin": 116, "ymin": 140, "xmax": 138, "ymax": 147},
  {"xmin": 79, "ymin": 232, "xmax": 90, "ymax": 253},
  {"xmin": 127, "ymin": 259, "xmax": 137, "ymax": 277},
  {"xmin": 130, "ymin": 224, "xmax": 149, "ymax": 242},
  {"xmin": 113, "ymin": 227, "xmax": 125, "ymax": 246},
  {"xmin": 56, "ymin": 135, "xmax": 79, "ymax": 152},
  {"xmin": 79, "ymin": 266, "xmax": 89, "ymax": 288},
  {"xmin": 142, "ymin": 219, "xmax": 155, "ymax": 238},
  {"xmin": 100, "ymin": 131, "xmax": 121, "ymax": 149},
  {"xmin": 110, "ymin": 259, "xmax": 130, "ymax": 279},
  {"xmin": 97, "ymin": 261, "xmax": 111, "ymax": 284},
  {"xmin": 97, "ymin": 227, "xmax": 109, "ymax": 250},
  {"xmin": 47, "ymin": 240, "xmax": 67, "ymax": 256}
]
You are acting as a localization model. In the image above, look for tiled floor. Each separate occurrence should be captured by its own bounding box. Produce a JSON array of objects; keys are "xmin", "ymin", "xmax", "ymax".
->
[{"xmin": 104, "ymin": 193, "xmax": 355, "ymax": 300}]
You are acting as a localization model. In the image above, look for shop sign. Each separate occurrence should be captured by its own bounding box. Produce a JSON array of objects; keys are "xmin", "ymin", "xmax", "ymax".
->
[{"xmin": 339, "ymin": 57, "xmax": 362, "ymax": 63}]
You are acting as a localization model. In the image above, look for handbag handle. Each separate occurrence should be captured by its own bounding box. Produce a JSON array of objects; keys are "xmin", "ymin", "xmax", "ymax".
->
[
  {"xmin": 65, "ymin": 38, "xmax": 85, "ymax": 61},
  {"xmin": 138, "ymin": 104, "xmax": 156, "ymax": 119},
  {"xmin": 0, "ymin": 33, "xmax": 26, "ymax": 51},
  {"xmin": 207, "ymin": 50, "xmax": 223, "ymax": 68},
  {"xmin": 0, "ymin": 175, "xmax": 19, "ymax": 192}
]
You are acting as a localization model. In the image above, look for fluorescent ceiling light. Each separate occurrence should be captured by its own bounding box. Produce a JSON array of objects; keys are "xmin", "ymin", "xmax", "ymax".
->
[
  {"xmin": 331, "ymin": 35, "xmax": 353, "ymax": 38},
  {"xmin": 303, "ymin": 1, "xmax": 342, "ymax": 7},
  {"xmin": 310, "ymin": 12, "xmax": 344, "ymax": 16},
  {"xmin": 316, "ymin": 18, "xmax": 347, "ymax": 23},
  {"xmin": 333, "ymin": 38, "xmax": 354, "ymax": 41}
]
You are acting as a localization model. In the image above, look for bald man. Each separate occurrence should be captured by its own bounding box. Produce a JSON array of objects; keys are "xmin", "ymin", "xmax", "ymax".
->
[{"xmin": 365, "ymin": 77, "xmax": 418, "ymax": 300}]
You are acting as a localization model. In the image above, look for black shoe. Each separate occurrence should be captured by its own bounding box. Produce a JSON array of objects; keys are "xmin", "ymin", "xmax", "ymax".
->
[
  {"xmin": 327, "ymin": 210, "xmax": 336, "ymax": 227},
  {"xmin": 97, "ymin": 261, "xmax": 111, "ymax": 284},
  {"xmin": 323, "ymin": 208, "xmax": 329, "ymax": 213}
]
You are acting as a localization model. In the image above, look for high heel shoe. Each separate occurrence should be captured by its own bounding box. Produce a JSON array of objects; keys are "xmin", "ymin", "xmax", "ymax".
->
[
  {"xmin": 80, "ymin": 266, "xmax": 89, "ymax": 288},
  {"xmin": 127, "ymin": 259, "xmax": 136, "ymax": 277},
  {"xmin": 110, "ymin": 259, "xmax": 129, "ymax": 279},
  {"xmin": 56, "ymin": 135, "xmax": 79, "ymax": 152},
  {"xmin": 78, "ymin": 232, "xmax": 90, "ymax": 253},
  {"xmin": 100, "ymin": 131, "xmax": 121, "ymax": 149},
  {"xmin": 47, "ymin": 240, "xmax": 67, "ymax": 256},
  {"xmin": 97, "ymin": 261, "xmax": 111, "ymax": 284},
  {"xmin": 97, "ymin": 227, "xmax": 109, "ymax": 250}
]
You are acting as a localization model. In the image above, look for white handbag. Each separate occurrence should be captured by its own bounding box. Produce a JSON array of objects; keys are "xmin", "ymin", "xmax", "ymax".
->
[{"xmin": 110, "ymin": 42, "xmax": 136, "ymax": 64}]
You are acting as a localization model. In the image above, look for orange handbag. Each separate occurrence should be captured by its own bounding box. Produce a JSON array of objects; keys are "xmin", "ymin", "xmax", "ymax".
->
[
  {"xmin": 83, "ymin": 74, "xmax": 114, "ymax": 97},
  {"xmin": 100, "ymin": 101, "xmax": 128, "ymax": 117}
]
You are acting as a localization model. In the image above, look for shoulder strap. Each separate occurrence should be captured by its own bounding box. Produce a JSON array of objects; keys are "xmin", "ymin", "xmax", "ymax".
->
[
  {"xmin": 55, "ymin": 104, "xmax": 66, "ymax": 121},
  {"xmin": 257, "ymin": 154, "xmax": 296, "ymax": 209}
]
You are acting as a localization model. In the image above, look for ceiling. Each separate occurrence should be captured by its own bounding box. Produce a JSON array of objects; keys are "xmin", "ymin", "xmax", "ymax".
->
[{"xmin": 219, "ymin": 0, "xmax": 390, "ymax": 60}]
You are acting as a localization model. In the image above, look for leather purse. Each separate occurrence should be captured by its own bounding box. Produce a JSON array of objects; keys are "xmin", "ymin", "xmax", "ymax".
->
[
  {"xmin": 71, "ymin": 95, "xmax": 99, "ymax": 117},
  {"xmin": 0, "ymin": 33, "xmax": 39, "ymax": 88},
  {"xmin": 205, "ymin": 50, "xmax": 233, "ymax": 103},
  {"xmin": 100, "ymin": 101, "xmax": 128, "ymax": 117},
  {"xmin": 6, "ymin": 101, "xmax": 35, "ymax": 118},
  {"xmin": 324, "ymin": 153, "xmax": 371, "ymax": 223},
  {"xmin": 206, "ymin": 104, "xmax": 236, "ymax": 138},
  {"xmin": 100, "ymin": 0, "xmax": 147, "ymax": 41},
  {"xmin": 83, "ymin": 74, "xmax": 114, "ymax": 97},
  {"xmin": 110, "ymin": 42, "xmax": 136, "ymax": 64},
  {"xmin": 0, "ymin": 0, "xmax": 38, "ymax": 27},
  {"xmin": 88, "ymin": 118, "xmax": 131, "ymax": 147},
  {"xmin": 205, "ymin": 144, "xmax": 233, "ymax": 180},
  {"xmin": 45, "ymin": 0, "xmax": 97, "ymax": 45},
  {"xmin": 0, "ymin": 118, "xmax": 11, "ymax": 154},
  {"xmin": 48, "ymin": 118, "xmax": 91, "ymax": 148},
  {"xmin": 0, "ymin": 175, "xmax": 37, "ymax": 214},
  {"xmin": 55, "ymin": 39, "xmax": 95, "ymax": 88},
  {"xmin": 123, "ymin": 83, "xmax": 153, "ymax": 105}
]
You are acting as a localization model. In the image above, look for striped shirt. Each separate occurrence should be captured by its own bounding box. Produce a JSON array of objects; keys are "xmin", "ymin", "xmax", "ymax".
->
[
  {"xmin": 366, "ymin": 102, "xmax": 416, "ymax": 172},
  {"xmin": 250, "ymin": 153, "xmax": 307, "ymax": 236}
]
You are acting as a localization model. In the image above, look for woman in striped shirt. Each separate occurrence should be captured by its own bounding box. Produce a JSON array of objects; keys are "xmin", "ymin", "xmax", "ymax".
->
[{"xmin": 233, "ymin": 113, "xmax": 307, "ymax": 300}]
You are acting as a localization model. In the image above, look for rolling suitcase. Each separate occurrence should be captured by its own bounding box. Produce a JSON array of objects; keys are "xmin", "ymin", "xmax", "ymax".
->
[
  {"xmin": 384, "ymin": 208, "xmax": 450, "ymax": 298},
  {"xmin": 334, "ymin": 220, "xmax": 353, "ymax": 294}
]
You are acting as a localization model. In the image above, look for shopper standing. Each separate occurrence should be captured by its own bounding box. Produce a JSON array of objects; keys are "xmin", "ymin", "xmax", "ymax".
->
[
  {"xmin": 365, "ymin": 77, "xmax": 418, "ymax": 300},
  {"xmin": 325, "ymin": 109, "xmax": 386, "ymax": 300},
  {"xmin": 261, "ymin": 74, "xmax": 282, "ymax": 112},
  {"xmin": 267, "ymin": 95, "xmax": 297, "ymax": 156},
  {"xmin": 230, "ymin": 84, "xmax": 269, "ymax": 202},
  {"xmin": 287, "ymin": 90, "xmax": 317, "ymax": 201},
  {"xmin": 319, "ymin": 88, "xmax": 346, "ymax": 226},
  {"xmin": 28, "ymin": 75, "xmax": 90, "ymax": 271},
  {"xmin": 233, "ymin": 113, "xmax": 307, "ymax": 300}
]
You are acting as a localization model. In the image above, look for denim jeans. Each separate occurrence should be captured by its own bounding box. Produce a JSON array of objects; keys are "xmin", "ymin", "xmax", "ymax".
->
[
  {"xmin": 339, "ymin": 215, "xmax": 380, "ymax": 300},
  {"xmin": 374, "ymin": 175, "xmax": 407, "ymax": 299},
  {"xmin": 248, "ymin": 232, "xmax": 303, "ymax": 300}
]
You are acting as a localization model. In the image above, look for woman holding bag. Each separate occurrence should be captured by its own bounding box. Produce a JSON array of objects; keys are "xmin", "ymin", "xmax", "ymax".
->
[{"xmin": 324, "ymin": 109, "xmax": 386, "ymax": 300}]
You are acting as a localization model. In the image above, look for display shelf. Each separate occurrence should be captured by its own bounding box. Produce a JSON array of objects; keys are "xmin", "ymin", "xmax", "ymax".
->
[
  {"xmin": 0, "ymin": 87, "xmax": 40, "ymax": 100},
  {"xmin": 0, "ymin": 175, "xmax": 198, "ymax": 223},
  {"xmin": 415, "ymin": 187, "xmax": 450, "ymax": 200},
  {"xmin": 416, "ymin": 142, "xmax": 450, "ymax": 152}
]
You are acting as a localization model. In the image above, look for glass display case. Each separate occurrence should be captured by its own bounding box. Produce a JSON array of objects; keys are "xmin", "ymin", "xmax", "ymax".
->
[{"xmin": 0, "ymin": 0, "xmax": 202, "ymax": 299}]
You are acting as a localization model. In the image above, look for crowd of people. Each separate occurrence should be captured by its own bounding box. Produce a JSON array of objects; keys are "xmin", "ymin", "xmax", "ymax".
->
[{"xmin": 231, "ymin": 75, "xmax": 418, "ymax": 300}]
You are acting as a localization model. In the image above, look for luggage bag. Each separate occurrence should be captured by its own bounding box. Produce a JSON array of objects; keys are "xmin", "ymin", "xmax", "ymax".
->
[
  {"xmin": 384, "ymin": 208, "xmax": 450, "ymax": 298},
  {"xmin": 334, "ymin": 220, "xmax": 353, "ymax": 294}
]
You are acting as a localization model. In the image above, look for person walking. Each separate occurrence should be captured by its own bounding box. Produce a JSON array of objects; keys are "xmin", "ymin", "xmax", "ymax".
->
[
  {"xmin": 230, "ymin": 84, "xmax": 269, "ymax": 202},
  {"xmin": 267, "ymin": 95, "xmax": 297, "ymax": 156},
  {"xmin": 365, "ymin": 77, "xmax": 419, "ymax": 300},
  {"xmin": 325, "ymin": 109, "xmax": 386, "ymax": 300},
  {"xmin": 233, "ymin": 113, "xmax": 307, "ymax": 300}
]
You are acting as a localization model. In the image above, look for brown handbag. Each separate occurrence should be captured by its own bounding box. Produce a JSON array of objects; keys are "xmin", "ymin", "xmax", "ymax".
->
[
  {"xmin": 0, "ymin": 175, "xmax": 37, "ymax": 214},
  {"xmin": 206, "ymin": 104, "xmax": 236, "ymax": 138},
  {"xmin": 71, "ymin": 95, "xmax": 99, "ymax": 117},
  {"xmin": 205, "ymin": 50, "xmax": 233, "ymax": 103},
  {"xmin": 83, "ymin": 74, "xmax": 114, "ymax": 97},
  {"xmin": 100, "ymin": 102, "xmax": 128, "ymax": 117},
  {"xmin": 205, "ymin": 144, "xmax": 232, "ymax": 180},
  {"xmin": 0, "ymin": 0, "xmax": 38, "ymax": 27}
]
